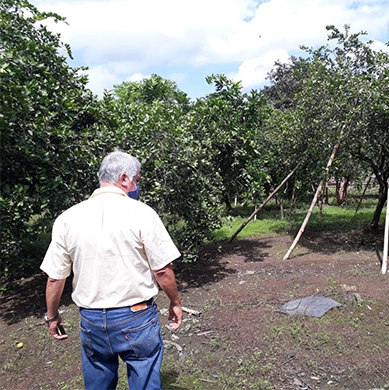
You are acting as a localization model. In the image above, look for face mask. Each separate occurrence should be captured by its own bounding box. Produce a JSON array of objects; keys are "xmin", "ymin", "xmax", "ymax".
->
[{"xmin": 127, "ymin": 184, "xmax": 139, "ymax": 200}]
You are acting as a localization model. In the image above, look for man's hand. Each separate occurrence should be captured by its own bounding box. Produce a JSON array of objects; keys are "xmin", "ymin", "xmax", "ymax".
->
[
  {"xmin": 45, "ymin": 277, "xmax": 68, "ymax": 340},
  {"xmin": 153, "ymin": 263, "xmax": 183, "ymax": 330},
  {"xmin": 47, "ymin": 316, "xmax": 68, "ymax": 340},
  {"xmin": 168, "ymin": 303, "xmax": 183, "ymax": 330}
]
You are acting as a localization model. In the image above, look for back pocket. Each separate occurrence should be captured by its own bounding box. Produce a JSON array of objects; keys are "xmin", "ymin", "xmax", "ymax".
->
[{"xmin": 123, "ymin": 318, "xmax": 161, "ymax": 358}]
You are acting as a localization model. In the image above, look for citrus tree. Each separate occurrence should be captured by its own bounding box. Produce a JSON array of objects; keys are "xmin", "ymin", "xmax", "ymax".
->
[
  {"xmin": 0, "ymin": 0, "xmax": 98, "ymax": 280},
  {"xmin": 97, "ymin": 77, "xmax": 224, "ymax": 257},
  {"xmin": 262, "ymin": 25, "xmax": 389, "ymax": 225},
  {"xmin": 296, "ymin": 25, "xmax": 389, "ymax": 227}
]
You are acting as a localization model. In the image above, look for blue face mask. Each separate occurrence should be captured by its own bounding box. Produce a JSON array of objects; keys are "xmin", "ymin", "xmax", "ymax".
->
[{"xmin": 127, "ymin": 184, "xmax": 139, "ymax": 200}]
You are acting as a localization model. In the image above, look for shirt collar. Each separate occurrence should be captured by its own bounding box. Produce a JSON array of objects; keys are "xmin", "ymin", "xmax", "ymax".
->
[{"xmin": 90, "ymin": 186, "xmax": 128, "ymax": 199}]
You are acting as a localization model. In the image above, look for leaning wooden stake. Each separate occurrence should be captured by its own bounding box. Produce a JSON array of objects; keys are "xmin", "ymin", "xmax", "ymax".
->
[
  {"xmin": 228, "ymin": 165, "xmax": 299, "ymax": 243},
  {"xmin": 283, "ymin": 126, "xmax": 345, "ymax": 260},
  {"xmin": 381, "ymin": 179, "xmax": 389, "ymax": 274},
  {"xmin": 354, "ymin": 174, "xmax": 372, "ymax": 217}
]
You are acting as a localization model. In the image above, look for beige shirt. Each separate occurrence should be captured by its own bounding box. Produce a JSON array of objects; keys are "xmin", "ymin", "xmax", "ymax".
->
[{"xmin": 40, "ymin": 187, "xmax": 181, "ymax": 309}]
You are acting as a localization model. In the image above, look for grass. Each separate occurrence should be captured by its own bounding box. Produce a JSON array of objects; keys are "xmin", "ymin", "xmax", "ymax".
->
[{"xmin": 213, "ymin": 192, "xmax": 386, "ymax": 242}]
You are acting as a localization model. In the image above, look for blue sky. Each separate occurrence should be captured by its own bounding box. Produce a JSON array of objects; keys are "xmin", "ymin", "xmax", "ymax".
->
[{"xmin": 31, "ymin": 0, "xmax": 389, "ymax": 100}]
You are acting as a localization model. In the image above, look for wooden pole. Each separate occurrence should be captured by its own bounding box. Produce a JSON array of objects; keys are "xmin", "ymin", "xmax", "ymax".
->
[
  {"xmin": 228, "ymin": 165, "xmax": 299, "ymax": 243},
  {"xmin": 381, "ymin": 179, "xmax": 389, "ymax": 274},
  {"xmin": 283, "ymin": 126, "xmax": 345, "ymax": 260},
  {"xmin": 354, "ymin": 175, "xmax": 372, "ymax": 217}
]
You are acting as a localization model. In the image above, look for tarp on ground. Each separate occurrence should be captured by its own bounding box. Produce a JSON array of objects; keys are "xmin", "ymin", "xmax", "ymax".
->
[{"xmin": 278, "ymin": 295, "xmax": 342, "ymax": 318}]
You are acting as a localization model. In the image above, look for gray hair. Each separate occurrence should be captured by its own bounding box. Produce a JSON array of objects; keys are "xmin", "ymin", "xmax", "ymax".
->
[{"xmin": 98, "ymin": 151, "xmax": 141, "ymax": 185}]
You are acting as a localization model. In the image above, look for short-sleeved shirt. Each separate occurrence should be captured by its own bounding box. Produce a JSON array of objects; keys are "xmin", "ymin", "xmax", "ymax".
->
[{"xmin": 40, "ymin": 186, "xmax": 181, "ymax": 309}]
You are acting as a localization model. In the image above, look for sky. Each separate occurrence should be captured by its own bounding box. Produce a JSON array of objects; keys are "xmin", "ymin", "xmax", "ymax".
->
[{"xmin": 30, "ymin": 0, "xmax": 389, "ymax": 100}]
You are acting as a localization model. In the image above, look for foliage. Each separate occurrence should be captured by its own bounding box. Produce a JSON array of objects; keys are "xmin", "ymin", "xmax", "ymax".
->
[
  {"xmin": 99, "ymin": 78, "xmax": 224, "ymax": 256},
  {"xmin": 264, "ymin": 25, "xmax": 389, "ymax": 227},
  {"xmin": 192, "ymin": 74, "xmax": 271, "ymax": 208},
  {"xmin": 2, "ymin": 6, "xmax": 388, "ymax": 285},
  {"xmin": 0, "ymin": 0, "xmax": 98, "ymax": 280},
  {"xmin": 296, "ymin": 25, "xmax": 389, "ymax": 228},
  {"xmin": 98, "ymin": 74, "xmax": 273, "ymax": 258},
  {"xmin": 113, "ymin": 73, "xmax": 191, "ymax": 109},
  {"xmin": 262, "ymin": 56, "xmax": 308, "ymax": 110}
]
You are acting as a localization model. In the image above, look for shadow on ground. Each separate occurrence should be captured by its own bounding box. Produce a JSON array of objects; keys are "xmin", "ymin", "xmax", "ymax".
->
[
  {"xmin": 1, "ymin": 226, "xmax": 382, "ymax": 326},
  {"xmin": 297, "ymin": 227, "xmax": 384, "ymax": 256},
  {"xmin": 174, "ymin": 238, "xmax": 271, "ymax": 292},
  {"xmin": 0, "ymin": 273, "xmax": 74, "ymax": 325}
]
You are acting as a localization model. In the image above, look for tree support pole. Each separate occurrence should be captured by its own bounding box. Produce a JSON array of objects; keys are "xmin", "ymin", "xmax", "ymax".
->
[
  {"xmin": 283, "ymin": 126, "xmax": 345, "ymax": 260},
  {"xmin": 228, "ymin": 165, "xmax": 299, "ymax": 243},
  {"xmin": 354, "ymin": 174, "xmax": 373, "ymax": 217},
  {"xmin": 381, "ymin": 178, "xmax": 389, "ymax": 274}
]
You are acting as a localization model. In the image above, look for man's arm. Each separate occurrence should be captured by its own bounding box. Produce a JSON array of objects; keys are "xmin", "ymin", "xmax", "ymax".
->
[
  {"xmin": 153, "ymin": 263, "xmax": 182, "ymax": 330},
  {"xmin": 45, "ymin": 277, "xmax": 68, "ymax": 340}
]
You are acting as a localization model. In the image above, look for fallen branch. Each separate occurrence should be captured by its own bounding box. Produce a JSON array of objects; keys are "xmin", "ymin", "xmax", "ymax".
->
[{"xmin": 182, "ymin": 306, "xmax": 201, "ymax": 316}]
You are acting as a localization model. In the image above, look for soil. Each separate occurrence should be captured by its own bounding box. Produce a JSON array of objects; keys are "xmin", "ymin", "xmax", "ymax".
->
[{"xmin": 1, "ymin": 230, "xmax": 389, "ymax": 390}]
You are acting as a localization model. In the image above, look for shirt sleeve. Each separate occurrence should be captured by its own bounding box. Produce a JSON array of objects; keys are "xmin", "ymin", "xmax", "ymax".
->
[
  {"xmin": 141, "ymin": 208, "xmax": 181, "ymax": 271},
  {"xmin": 40, "ymin": 215, "xmax": 73, "ymax": 279}
]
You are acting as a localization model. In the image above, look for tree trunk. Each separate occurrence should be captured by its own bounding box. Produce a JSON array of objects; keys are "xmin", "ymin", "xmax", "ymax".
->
[
  {"xmin": 291, "ymin": 187, "xmax": 296, "ymax": 204},
  {"xmin": 280, "ymin": 198, "xmax": 284, "ymax": 220},
  {"xmin": 324, "ymin": 184, "xmax": 329, "ymax": 205},
  {"xmin": 288, "ymin": 187, "xmax": 297, "ymax": 222},
  {"xmin": 318, "ymin": 191, "xmax": 323, "ymax": 218},
  {"xmin": 224, "ymin": 192, "xmax": 232, "ymax": 211},
  {"xmin": 340, "ymin": 177, "xmax": 349, "ymax": 204},
  {"xmin": 381, "ymin": 179, "xmax": 389, "ymax": 274},
  {"xmin": 336, "ymin": 179, "xmax": 341, "ymax": 205},
  {"xmin": 371, "ymin": 177, "xmax": 388, "ymax": 230}
]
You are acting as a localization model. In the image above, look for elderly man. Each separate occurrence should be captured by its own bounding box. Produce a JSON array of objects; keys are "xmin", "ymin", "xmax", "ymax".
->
[{"xmin": 41, "ymin": 150, "xmax": 182, "ymax": 390}]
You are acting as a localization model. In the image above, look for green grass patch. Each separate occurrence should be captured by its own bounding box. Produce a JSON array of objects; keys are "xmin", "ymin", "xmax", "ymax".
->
[
  {"xmin": 213, "ymin": 216, "xmax": 288, "ymax": 241},
  {"xmin": 213, "ymin": 198, "xmax": 385, "ymax": 242}
]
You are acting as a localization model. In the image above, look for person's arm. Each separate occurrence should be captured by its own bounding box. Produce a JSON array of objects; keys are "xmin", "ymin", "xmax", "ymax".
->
[
  {"xmin": 45, "ymin": 277, "xmax": 68, "ymax": 340},
  {"xmin": 153, "ymin": 263, "xmax": 182, "ymax": 330}
]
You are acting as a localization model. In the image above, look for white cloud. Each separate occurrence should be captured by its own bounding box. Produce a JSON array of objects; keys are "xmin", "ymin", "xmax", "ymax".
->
[
  {"xmin": 85, "ymin": 67, "xmax": 150, "ymax": 94},
  {"xmin": 126, "ymin": 72, "xmax": 148, "ymax": 83},
  {"xmin": 33, "ymin": 0, "xmax": 258, "ymax": 66},
  {"xmin": 30, "ymin": 0, "xmax": 389, "ymax": 98},
  {"xmin": 83, "ymin": 65, "xmax": 123, "ymax": 95},
  {"xmin": 229, "ymin": 49, "xmax": 290, "ymax": 90}
]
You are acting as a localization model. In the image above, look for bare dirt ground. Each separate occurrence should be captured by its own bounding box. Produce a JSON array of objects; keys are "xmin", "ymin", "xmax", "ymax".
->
[{"xmin": 1, "ymin": 229, "xmax": 389, "ymax": 390}]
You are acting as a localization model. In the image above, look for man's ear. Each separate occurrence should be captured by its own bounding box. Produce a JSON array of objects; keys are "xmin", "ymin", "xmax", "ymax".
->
[{"xmin": 119, "ymin": 172, "xmax": 127, "ymax": 185}]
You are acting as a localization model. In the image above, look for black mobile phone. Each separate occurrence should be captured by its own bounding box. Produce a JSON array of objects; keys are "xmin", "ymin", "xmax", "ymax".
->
[{"xmin": 56, "ymin": 324, "xmax": 66, "ymax": 336}]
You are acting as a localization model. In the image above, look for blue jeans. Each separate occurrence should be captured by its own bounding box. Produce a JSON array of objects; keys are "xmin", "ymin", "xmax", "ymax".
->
[{"xmin": 79, "ymin": 300, "xmax": 163, "ymax": 390}]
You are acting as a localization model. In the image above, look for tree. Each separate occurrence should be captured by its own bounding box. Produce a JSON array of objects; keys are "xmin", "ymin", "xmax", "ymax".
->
[
  {"xmin": 113, "ymin": 73, "xmax": 191, "ymax": 109},
  {"xmin": 296, "ymin": 25, "xmax": 389, "ymax": 228},
  {"xmin": 98, "ymin": 77, "xmax": 224, "ymax": 257},
  {"xmin": 262, "ymin": 56, "xmax": 308, "ymax": 110},
  {"xmin": 100, "ymin": 74, "xmax": 271, "ymax": 257},
  {"xmin": 191, "ymin": 74, "xmax": 270, "ymax": 209},
  {"xmin": 262, "ymin": 26, "xmax": 389, "ymax": 228},
  {"xmin": 0, "ymin": 0, "xmax": 98, "ymax": 281}
]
